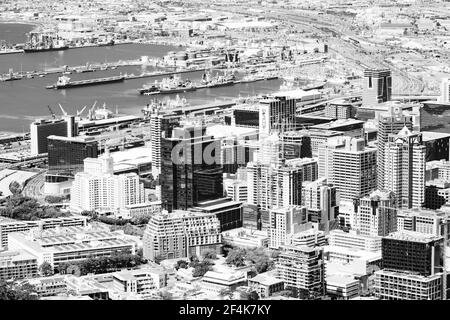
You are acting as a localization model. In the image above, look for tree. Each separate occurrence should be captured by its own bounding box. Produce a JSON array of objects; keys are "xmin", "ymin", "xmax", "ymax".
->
[
  {"xmin": 44, "ymin": 195, "xmax": 65, "ymax": 204},
  {"xmin": 246, "ymin": 247, "xmax": 274, "ymax": 274},
  {"xmin": 0, "ymin": 280, "xmax": 39, "ymax": 300},
  {"xmin": 202, "ymin": 250, "xmax": 217, "ymax": 260},
  {"xmin": 9, "ymin": 181, "xmax": 22, "ymax": 195},
  {"xmin": 240, "ymin": 290, "xmax": 259, "ymax": 301},
  {"xmin": 225, "ymin": 248, "xmax": 246, "ymax": 267},
  {"xmin": 38, "ymin": 262, "xmax": 54, "ymax": 277},
  {"xmin": 192, "ymin": 260, "xmax": 213, "ymax": 277},
  {"xmin": 175, "ymin": 260, "xmax": 188, "ymax": 270},
  {"xmin": 159, "ymin": 290, "xmax": 173, "ymax": 300}
]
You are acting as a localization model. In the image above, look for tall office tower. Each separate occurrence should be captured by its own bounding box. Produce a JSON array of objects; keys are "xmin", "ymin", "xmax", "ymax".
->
[
  {"xmin": 318, "ymin": 136, "xmax": 377, "ymax": 202},
  {"xmin": 247, "ymin": 158, "xmax": 317, "ymax": 211},
  {"xmin": 275, "ymin": 245, "xmax": 326, "ymax": 296},
  {"xmin": 302, "ymin": 178, "xmax": 339, "ymax": 233},
  {"xmin": 441, "ymin": 78, "xmax": 450, "ymax": 103},
  {"xmin": 281, "ymin": 131, "xmax": 312, "ymax": 159},
  {"xmin": 362, "ymin": 68, "xmax": 392, "ymax": 106},
  {"xmin": 382, "ymin": 231, "xmax": 444, "ymax": 276},
  {"xmin": 376, "ymin": 104, "xmax": 413, "ymax": 190},
  {"xmin": 160, "ymin": 125, "xmax": 223, "ymax": 212},
  {"xmin": 259, "ymin": 95, "xmax": 297, "ymax": 135},
  {"xmin": 45, "ymin": 135, "xmax": 99, "ymax": 195},
  {"xmin": 70, "ymin": 153, "xmax": 145, "ymax": 214},
  {"xmin": 356, "ymin": 190, "xmax": 397, "ymax": 237},
  {"xmin": 374, "ymin": 231, "xmax": 445, "ymax": 300},
  {"xmin": 30, "ymin": 118, "xmax": 75, "ymax": 155},
  {"xmin": 47, "ymin": 135, "xmax": 99, "ymax": 177},
  {"xmin": 384, "ymin": 127, "xmax": 426, "ymax": 209},
  {"xmin": 142, "ymin": 210, "xmax": 221, "ymax": 262},
  {"xmin": 268, "ymin": 206, "xmax": 307, "ymax": 249},
  {"xmin": 149, "ymin": 110, "xmax": 180, "ymax": 176}
]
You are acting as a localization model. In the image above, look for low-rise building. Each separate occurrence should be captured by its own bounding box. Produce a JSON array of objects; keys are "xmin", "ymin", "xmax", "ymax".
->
[
  {"xmin": 248, "ymin": 272, "xmax": 284, "ymax": 298},
  {"xmin": 117, "ymin": 201, "xmax": 162, "ymax": 220},
  {"xmin": 374, "ymin": 269, "xmax": 443, "ymax": 300},
  {"xmin": 201, "ymin": 270, "xmax": 248, "ymax": 294},
  {"xmin": 112, "ymin": 267, "xmax": 168, "ymax": 297},
  {"xmin": 326, "ymin": 275, "xmax": 360, "ymax": 300},
  {"xmin": 27, "ymin": 274, "xmax": 69, "ymax": 297},
  {"xmin": 221, "ymin": 228, "xmax": 269, "ymax": 249},
  {"xmin": 8, "ymin": 226, "xmax": 136, "ymax": 267},
  {"xmin": 328, "ymin": 229, "xmax": 382, "ymax": 252},
  {"xmin": 0, "ymin": 216, "xmax": 88, "ymax": 249},
  {"xmin": 0, "ymin": 249, "xmax": 38, "ymax": 281}
]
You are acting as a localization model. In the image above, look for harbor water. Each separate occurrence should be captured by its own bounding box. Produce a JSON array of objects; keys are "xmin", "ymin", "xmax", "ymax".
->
[{"xmin": 0, "ymin": 23, "xmax": 283, "ymax": 133}]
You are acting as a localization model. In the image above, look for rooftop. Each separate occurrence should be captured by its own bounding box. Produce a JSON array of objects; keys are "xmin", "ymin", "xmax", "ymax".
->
[{"xmin": 385, "ymin": 231, "xmax": 444, "ymax": 243}]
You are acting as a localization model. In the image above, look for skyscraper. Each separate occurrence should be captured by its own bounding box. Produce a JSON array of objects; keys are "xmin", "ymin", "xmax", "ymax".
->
[
  {"xmin": 268, "ymin": 206, "xmax": 307, "ymax": 249},
  {"xmin": 318, "ymin": 136, "xmax": 377, "ymax": 202},
  {"xmin": 302, "ymin": 178, "xmax": 339, "ymax": 233},
  {"xmin": 149, "ymin": 110, "xmax": 180, "ymax": 176},
  {"xmin": 384, "ymin": 127, "xmax": 426, "ymax": 209},
  {"xmin": 377, "ymin": 105, "xmax": 413, "ymax": 190},
  {"xmin": 30, "ymin": 118, "xmax": 76, "ymax": 155},
  {"xmin": 70, "ymin": 153, "xmax": 145, "ymax": 214},
  {"xmin": 356, "ymin": 190, "xmax": 397, "ymax": 237},
  {"xmin": 247, "ymin": 158, "xmax": 317, "ymax": 210},
  {"xmin": 160, "ymin": 125, "xmax": 223, "ymax": 212},
  {"xmin": 362, "ymin": 68, "xmax": 392, "ymax": 106},
  {"xmin": 259, "ymin": 95, "xmax": 297, "ymax": 135}
]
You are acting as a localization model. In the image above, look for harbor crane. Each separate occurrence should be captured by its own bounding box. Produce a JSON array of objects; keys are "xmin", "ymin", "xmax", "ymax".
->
[
  {"xmin": 47, "ymin": 105, "xmax": 56, "ymax": 119},
  {"xmin": 58, "ymin": 103, "xmax": 68, "ymax": 116}
]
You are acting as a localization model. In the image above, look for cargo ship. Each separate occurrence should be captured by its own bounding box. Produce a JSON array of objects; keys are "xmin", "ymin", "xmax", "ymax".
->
[
  {"xmin": 197, "ymin": 72, "xmax": 236, "ymax": 89},
  {"xmin": 138, "ymin": 75, "xmax": 196, "ymax": 95},
  {"xmin": 46, "ymin": 75, "xmax": 125, "ymax": 89},
  {"xmin": 24, "ymin": 45, "xmax": 69, "ymax": 53},
  {"xmin": 23, "ymin": 32, "xmax": 69, "ymax": 53}
]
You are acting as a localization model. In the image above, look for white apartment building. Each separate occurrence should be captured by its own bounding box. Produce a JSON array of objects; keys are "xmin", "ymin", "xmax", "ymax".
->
[
  {"xmin": 329, "ymin": 229, "xmax": 382, "ymax": 252},
  {"xmin": 143, "ymin": 210, "xmax": 222, "ymax": 262},
  {"xmin": 70, "ymin": 153, "xmax": 145, "ymax": 214},
  {"xmin": 224, "ymin": 178, "xmax": 248, "ymax": 202},
  {"xmin": 275, "ymin": 245, "xmax": 325, "ymax": 294},
  {"xmin": 247, "ymin": 158, "xmax": 317, "ymax": 210},
  {"xmin": 290, "ymin": 226, "xmax": 326, "ymax": 248},
  {"xmin": 318, "ymin": 136, "xmax": 377, "ymax": 201}
]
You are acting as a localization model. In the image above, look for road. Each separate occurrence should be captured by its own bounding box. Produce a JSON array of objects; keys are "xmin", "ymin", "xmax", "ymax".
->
[{"xmin": 22, "ymin": 170, "xmax": 46, "ymax": 202}]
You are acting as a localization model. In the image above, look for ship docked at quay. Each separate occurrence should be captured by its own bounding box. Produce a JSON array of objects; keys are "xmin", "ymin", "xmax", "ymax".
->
[
  {"xmin": 46, "ymin": 75, "xmax": 125, "ymax": 89},
  {"xmin": 23, "ymin": 32, "xmax": 69, "ymax": 53},
  {"xmin": 137, "ymin": 72, "xmax": 236, "ymax": 95}
]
